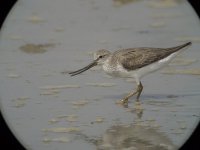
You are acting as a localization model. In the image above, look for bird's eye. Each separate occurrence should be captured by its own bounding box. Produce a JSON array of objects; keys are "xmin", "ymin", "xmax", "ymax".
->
[{"xmin": 99, "ymin": 55, "xmax": 103, "ymax": 58}]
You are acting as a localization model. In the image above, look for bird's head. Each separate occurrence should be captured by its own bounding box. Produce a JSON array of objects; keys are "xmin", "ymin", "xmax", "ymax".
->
[
  {"xmin": 93, "ymin": 49, "xmax": 111, "ymax": 65},
  {"xmin": 69, "ymin": 49, "xmax": 110, "ymax": 76}
]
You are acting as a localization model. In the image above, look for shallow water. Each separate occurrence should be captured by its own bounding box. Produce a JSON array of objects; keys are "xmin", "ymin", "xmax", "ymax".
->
[{"xmin": 0, "ymin": 0, "xmax": 200, "ymax": 150}]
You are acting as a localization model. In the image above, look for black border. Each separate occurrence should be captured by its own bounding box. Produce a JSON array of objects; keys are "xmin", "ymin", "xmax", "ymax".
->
[
  {"xmin": 0, "ymin": 0, "xmax": 17, "ymax": 29},
  {"xmin": 188, "ymin": 0, "xmax": 200, "ymax": 18},
  {"xmin": 0, "ymin": 0, "xmax": 199, "ymax": 150},
  {"xmin": 0, "ymin": 1, "xmax": 26, "ymax": 149}
]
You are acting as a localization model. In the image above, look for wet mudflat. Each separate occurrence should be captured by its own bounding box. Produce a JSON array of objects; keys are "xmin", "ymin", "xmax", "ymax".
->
[{"xmin": 0, "ymin": 0, "xmax": 200, "ymax": 150}]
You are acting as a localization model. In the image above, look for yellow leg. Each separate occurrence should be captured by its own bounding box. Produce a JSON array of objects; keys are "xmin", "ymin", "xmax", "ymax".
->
[
  {"xmin": 136, "ymin": 82, "xmax": 143, "ymax": 102},
  {"xmin": 121, "ymin": 82, "xmax": 143, "ymax": 104},
  {"xmin": 121, "ymin": 90, "xmax": 138, "ymax": 104}
]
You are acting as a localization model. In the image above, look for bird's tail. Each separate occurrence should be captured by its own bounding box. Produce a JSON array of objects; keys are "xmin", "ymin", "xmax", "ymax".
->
[{"xmin": 166, "ymin": 42, "xmax": 192, "ymax": 53}]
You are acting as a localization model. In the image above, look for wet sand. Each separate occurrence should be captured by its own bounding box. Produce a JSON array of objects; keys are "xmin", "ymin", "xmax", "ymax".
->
[{"xmin": 0, "ymin": 0, "xmax": 200, "ymax": 150}]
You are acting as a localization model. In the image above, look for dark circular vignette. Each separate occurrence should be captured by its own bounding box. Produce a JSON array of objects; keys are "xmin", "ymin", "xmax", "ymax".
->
[
  {"xmin": 188, "ymin": 0, "xmax": 200, "ymax": 18},
  {"xmin": 0, "ymin": 0, "xmax": 199, "ymax": 150},
  {"xmin": 0, "ymin": 1, "xmax": 26, "ymax": 150}
]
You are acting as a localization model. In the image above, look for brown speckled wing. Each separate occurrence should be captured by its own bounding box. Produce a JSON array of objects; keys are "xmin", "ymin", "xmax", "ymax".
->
[
  {"xmin": 117, "ymin": 42, "xmax": 192, "ymax": 71},
  {"xmin": 118, "ymin": 48, "xmax": 167, "ymax": 71}
]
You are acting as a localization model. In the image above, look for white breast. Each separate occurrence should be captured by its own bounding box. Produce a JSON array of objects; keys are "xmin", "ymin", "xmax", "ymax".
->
[{"xmin": 102, "ymin": 60, "xmax": 133, "ymax": 78}]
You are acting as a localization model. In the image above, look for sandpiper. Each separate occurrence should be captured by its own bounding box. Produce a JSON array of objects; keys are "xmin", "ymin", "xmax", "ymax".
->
[{"xmin": 69, "ymin": 42, "xmax": 192, "ymax": 104}]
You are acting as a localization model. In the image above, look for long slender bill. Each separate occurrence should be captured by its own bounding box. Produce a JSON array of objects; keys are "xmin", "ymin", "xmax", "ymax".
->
[{"xmin": 69, "ymin": 61, "xmax": 97, "ymax": 76}]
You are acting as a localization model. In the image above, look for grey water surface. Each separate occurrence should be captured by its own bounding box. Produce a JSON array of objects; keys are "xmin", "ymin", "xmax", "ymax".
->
[{"xmin": 0, "ymin": 0, "xmax": 200, "ymax": 150}]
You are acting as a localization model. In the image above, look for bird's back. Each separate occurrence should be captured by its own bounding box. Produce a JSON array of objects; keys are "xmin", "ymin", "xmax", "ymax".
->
[{"xmin": 110, "ymin": 42, "xmax": 191, "ymax": 71}]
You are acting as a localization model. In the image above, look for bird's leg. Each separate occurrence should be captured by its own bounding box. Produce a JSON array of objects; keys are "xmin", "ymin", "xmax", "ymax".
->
[
  {"xmin": 121, "ymin": 90, "xmax": 138, "ymax": 104},
  {"xmin": 120, "ymin": 82, "xmax": 143, "ymax": 105},
  {"xmin": 136, "ymin": 82, "xmax": 143, "ymax": 102}
]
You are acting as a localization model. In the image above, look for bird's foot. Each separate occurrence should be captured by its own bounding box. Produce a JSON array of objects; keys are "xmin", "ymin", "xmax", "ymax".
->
[
  {"xmin": 116, "ymin": 98, "xmax": 129, "ymax": 105},
  {"xmin": 133, "ymin": 101, "xmax": 143, "ymax": 117},
  {"xmin": 134, "ymin": 100, "xmax": 141, "ymax": 106},
  {"xmin": 121, "ymin": 98, "xmax": 129, "ymax": 105}
]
